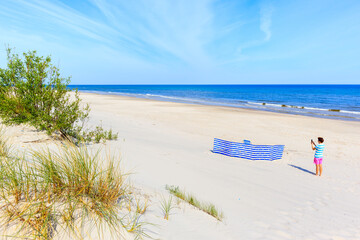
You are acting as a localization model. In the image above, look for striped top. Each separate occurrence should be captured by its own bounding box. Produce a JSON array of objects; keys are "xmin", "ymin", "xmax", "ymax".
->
[{"xmin": 314, "ymin": 144, "xmax": 325, "ymax": 158}]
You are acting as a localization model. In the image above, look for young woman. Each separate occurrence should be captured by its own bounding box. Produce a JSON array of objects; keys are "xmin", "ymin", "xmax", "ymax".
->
[{"xmin": 311, "ymin": 137, "xmax": 325, "ymax": 176}]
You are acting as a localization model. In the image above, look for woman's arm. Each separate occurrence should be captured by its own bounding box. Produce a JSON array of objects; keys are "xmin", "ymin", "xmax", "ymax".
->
[{"xmin": 311, "ymin": 142, "xmax": 316, "ymax": 150}]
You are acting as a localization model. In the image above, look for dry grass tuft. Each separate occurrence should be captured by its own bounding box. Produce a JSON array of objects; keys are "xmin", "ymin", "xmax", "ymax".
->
[
  {"xmin": 160, "ymin": 195, "xmax": 174, "ymax": 220},
  {"xmin": 0, "ymin": 127, "xmax": 12, "ymax": 158},
  {"xmin": 0, "ymin": 140, "xmax": 150, "ymax": 239},
  {"xmin": 166, "ymin": 185, "xmax": 224, "ymax": 221}
]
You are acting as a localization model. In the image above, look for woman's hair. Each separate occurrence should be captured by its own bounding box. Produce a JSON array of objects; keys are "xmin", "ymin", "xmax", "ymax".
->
[{"xmin": 318, "ymin": 137, "xmax": 324, "ymax": 143}]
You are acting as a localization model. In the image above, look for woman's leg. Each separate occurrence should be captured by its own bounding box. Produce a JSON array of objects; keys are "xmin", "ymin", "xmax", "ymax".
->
[
  {"xmin": 319, "ymin": 164, "xmax": 322, "ymax": 176},
  {"xmin": 315, "ymin": 164, "xmax": 319, "ymax": 176}
]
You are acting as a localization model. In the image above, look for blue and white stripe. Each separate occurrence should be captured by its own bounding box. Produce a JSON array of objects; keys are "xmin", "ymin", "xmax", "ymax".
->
[
  {"xmin": 213, "ymin": 138, "xmax": 284, "ymax": 161},
  {"xmin": 314, "ymin": 144, "xmax": 325, "ymax": 158}
]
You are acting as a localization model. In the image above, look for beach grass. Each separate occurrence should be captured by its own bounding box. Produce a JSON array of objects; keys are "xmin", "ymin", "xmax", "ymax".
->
[
  {"xmin": 160, "ymin": 195, "xmax": 174, "ymax": 220},
  {"xmin": 0, "ymin": 138, "xmax": 150, "ymax": 239},
  {"xmin": 165, "ymin": 185, "xmax": 224, "ymax": 221},
  {"xmin": 122, "ymin": 212, "xmax": 152, "ymax": 239},
  {"xmin": 0, "ymin": 127, "xmax": 12, "ymax": 158},
  {"xmin": 135, "ymin": 196, "xmax": 148, "ymax": 214}
]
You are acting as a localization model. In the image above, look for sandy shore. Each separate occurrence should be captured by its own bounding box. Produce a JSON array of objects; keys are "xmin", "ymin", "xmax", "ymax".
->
[
  {"xmin": 77, "ymin": 92, "xmax": 360, "ymax": 240},
  {"xmin": 3, "ymin": 92, "xmax": 360, "ymax": 240}
]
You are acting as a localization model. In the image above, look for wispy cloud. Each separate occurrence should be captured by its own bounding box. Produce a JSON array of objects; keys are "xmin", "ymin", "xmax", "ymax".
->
[
  {"xmin": 219, "ymin": 3, "xmax": 275, "ymax": 65},
  {"xmin": 260, "ymin": 4, "xmax": 274, "ymax": 41},
  {"xmin": 89, "ymin": 0, "xmax": 214, "ymax": 66}
]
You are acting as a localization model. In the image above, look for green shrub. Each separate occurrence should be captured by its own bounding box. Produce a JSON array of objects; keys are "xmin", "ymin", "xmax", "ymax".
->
[
  {"xmin": 70, "ymin": 125, "xmax": 119, "ymax": 144},
  {"xmin": 0, "ymin": 48, "xmax": 117, "ymax": 143}
]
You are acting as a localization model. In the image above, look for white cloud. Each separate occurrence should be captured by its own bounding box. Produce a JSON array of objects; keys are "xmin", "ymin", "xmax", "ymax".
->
[{"xmin": 260, "ymin": 4, "xmax": 274, "ymax": 41}]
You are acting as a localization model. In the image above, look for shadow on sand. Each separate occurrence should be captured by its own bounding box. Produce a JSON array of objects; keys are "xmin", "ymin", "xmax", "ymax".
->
[{"xmin": 288, "ymin": 164, "xmax": 315, "ymax": 175}]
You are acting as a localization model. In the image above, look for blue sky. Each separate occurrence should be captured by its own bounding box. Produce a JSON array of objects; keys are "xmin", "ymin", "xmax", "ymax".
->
[{"xmin": 0, "ymin": 0, "xmax": 360, "ymax": 84}]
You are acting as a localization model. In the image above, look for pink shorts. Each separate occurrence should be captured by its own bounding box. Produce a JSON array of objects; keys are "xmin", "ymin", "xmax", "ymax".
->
[{"xmin": 314, "ymin": 157, "xmax": 323, "ymax": 165}]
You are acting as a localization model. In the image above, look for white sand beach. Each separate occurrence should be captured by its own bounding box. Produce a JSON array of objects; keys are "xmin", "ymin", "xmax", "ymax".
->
[{"xmin": 3, "ymin": 92, "xmax": 360, "ymax": 240}]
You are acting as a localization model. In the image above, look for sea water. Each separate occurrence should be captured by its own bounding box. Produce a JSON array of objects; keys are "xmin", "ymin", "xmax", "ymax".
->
[{"xmin": 69, "ymin": 85, "xmax": 360, "ymax": 121}]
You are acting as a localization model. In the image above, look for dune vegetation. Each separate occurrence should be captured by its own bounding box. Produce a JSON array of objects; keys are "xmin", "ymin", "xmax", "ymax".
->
[
  {"xmin": 160, "ymin": 195, "xmax": 175, "ymax": 220},
  {"xmin": 166, "ymin": 185, "xmax": 224, "ymax": 221},
  {"xmin": 0, "ymin": 48, "xmax": 153, "ymax": 239},
  {"xmin": 0, "ymin": 128, "xmax": 150, "ymax": 239}
]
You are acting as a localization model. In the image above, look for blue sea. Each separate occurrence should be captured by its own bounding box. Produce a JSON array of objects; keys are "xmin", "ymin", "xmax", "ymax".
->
[{"xmin": 69, "ymin": 85, "xmax": 360, "ymax": 121}]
